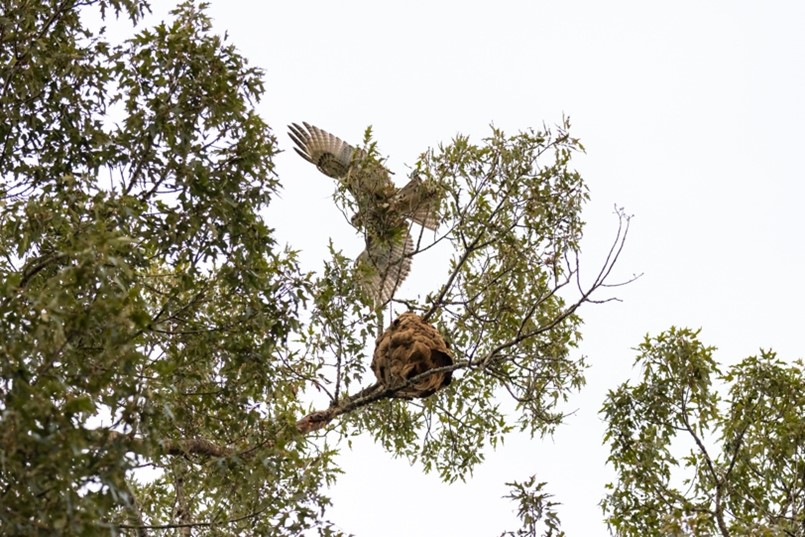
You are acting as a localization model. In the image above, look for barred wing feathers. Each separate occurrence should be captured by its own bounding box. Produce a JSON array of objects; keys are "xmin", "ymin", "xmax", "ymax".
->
[
  {"xmin": 394, "ymin": 176, "xmax": 440, "ymax": 231},
  {"xmin": 288, "ymin": 122, "xmax": 359, "ymax": 179},
  {"xmin": 357, "ymin": 231, "xmax": 414, "ymax": 306}
]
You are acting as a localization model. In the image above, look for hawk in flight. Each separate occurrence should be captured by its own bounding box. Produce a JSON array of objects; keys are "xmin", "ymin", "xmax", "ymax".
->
[{"xmin": 288, "ymin": 122, "xmax": 439, "ymax": 307}]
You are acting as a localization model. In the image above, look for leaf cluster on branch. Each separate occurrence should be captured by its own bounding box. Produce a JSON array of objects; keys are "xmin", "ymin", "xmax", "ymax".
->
[{"xmin": 602, "ymin": 328, "xmax": 805, "ymax": 537}]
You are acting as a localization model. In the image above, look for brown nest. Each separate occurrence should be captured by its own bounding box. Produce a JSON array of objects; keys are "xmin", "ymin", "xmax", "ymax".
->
[{"xmin": 372, "ymin": 312, "xmax": 454, "ymax": 398}]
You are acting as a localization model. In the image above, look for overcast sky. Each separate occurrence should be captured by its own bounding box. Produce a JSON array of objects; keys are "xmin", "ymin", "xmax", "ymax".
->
[{"xmin": 151, "ymin": 1, "xmax": 805, "ymax": 534}]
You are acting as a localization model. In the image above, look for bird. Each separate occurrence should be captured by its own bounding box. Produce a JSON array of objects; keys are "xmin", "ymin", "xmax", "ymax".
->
[
  {"xmin": 372, "ymin": 312, "xmax": 453, "ymax": 398},
  {"xmin": 288, "ymin": 122, "xmax": 440, "ymax": 306}
]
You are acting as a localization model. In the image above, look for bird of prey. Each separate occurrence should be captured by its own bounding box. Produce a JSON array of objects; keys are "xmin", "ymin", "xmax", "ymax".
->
[{"xmin": 288, "ymin": 122, "xmax": 439, "ymax": 306}]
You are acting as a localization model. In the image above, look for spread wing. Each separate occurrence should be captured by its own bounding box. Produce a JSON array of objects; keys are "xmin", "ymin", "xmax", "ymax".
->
[
  {"xmin": 356, "ymin": 231, "xmax": 413, "ymax": 307},
  {"xmin": 288, "ymin": 122, "xmax": 362, "ymax": 179},
  {"xmin": 394, "ymin": 176, "xmax": 441, "ymax": 231},
  {"xmin": 288, "ymin": 122, "xmax": 396, "ymax": 200}
]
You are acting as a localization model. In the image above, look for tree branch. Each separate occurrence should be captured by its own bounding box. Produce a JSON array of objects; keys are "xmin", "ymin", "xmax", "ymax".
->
[{"xmin": 680, "ymin": 403, "xmax": 730, "ymax": 537}]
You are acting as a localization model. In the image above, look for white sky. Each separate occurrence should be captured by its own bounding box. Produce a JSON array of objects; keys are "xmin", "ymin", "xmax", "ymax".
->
[{"xmin": 147, "ymin": 1, "xmax": 804, "ymax": 534}]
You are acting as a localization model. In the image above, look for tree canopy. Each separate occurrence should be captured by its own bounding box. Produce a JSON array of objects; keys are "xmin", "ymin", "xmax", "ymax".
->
[
  {"xmin": 602, "ymin": 328, "xmax": 805, "ymax": 536},
  {"xmin": 5, "ymin": 2, "xmax": 802, "ymax": 537},
  {"xmin": 2, "ymin": 1, "xmax": 632, "ymax": 535}
]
